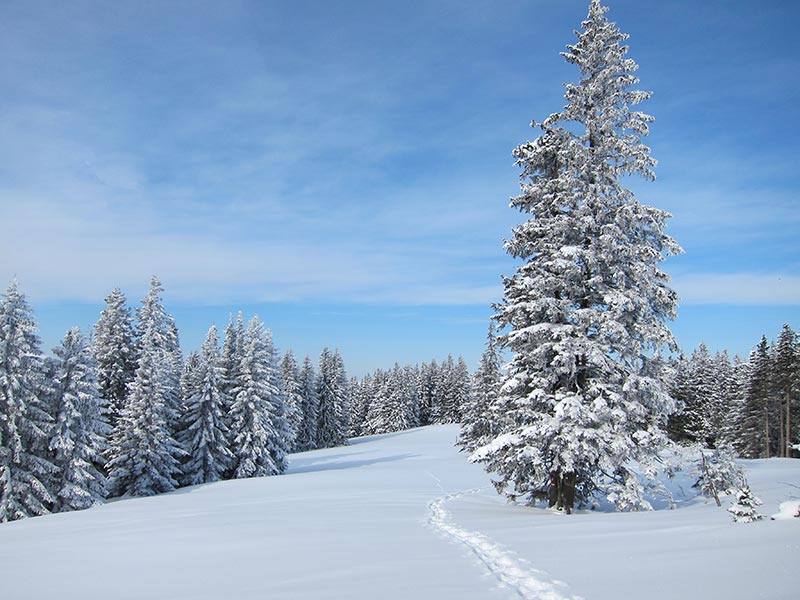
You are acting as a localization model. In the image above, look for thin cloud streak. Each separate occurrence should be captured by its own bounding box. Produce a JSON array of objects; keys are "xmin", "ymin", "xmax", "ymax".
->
[{"xmin": 674, "ymin": 273, "xmax": 800, "ymax": 306}]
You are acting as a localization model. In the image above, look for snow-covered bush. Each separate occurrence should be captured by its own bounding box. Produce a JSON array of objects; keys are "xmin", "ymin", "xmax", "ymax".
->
[
  {"xmin": 727, "ymin": 485, "xmax": 763, "ymax": 523},
  {"xmin": 694, "ymin": 443, "xmax": 745, "ymax": 506}
]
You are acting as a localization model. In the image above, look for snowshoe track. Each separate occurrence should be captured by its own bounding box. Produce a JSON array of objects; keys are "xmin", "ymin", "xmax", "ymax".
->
[{"xmin": 427, "ymin": 490, "xmax": 582, "ymax": 600}]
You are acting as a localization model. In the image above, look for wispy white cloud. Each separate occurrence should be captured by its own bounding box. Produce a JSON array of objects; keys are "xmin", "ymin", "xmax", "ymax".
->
[{"xmin": 673, "ymin": 273, "xmax": 800, "ymax": 306}]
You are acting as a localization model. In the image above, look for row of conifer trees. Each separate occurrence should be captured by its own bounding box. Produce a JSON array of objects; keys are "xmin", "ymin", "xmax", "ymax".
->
[
  {"xmin": 0, "ymin": 276, "xmax": 475, "ymax": 522},
  {"xmin": 667, "ymin": 324, "xmax": 799, "ymax": 459},
  {"xmin": 0, "ymin": 277, "xmax": 355, "ymax": 521}
]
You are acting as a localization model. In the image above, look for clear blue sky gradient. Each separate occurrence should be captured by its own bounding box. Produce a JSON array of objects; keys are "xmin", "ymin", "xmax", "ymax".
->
[{"xmin": 1, "ymin": 0, "xmax": 798, "ymax": 375}]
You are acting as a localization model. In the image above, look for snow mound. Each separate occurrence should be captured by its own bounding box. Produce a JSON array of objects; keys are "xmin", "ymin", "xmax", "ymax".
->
[{"xmin": 771, "ymin": 500, "xmax": 800, "ymax": 520}]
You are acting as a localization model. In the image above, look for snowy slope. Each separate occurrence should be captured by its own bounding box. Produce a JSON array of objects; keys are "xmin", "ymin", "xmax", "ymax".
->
[{"xmin": 1, "ymin": 425, "xmax": 798, "ymax": 600}]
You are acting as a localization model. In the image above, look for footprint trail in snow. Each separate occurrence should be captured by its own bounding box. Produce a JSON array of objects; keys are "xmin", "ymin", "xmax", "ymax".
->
[{"xmin": 427, "ymin": 489, "xmax": 583, "ymax": 600}]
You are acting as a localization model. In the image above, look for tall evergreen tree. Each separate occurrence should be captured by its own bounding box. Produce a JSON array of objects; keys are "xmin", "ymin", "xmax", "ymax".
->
[
  {"xmin": 219, "ymin": 313, "xmax": 244, "ymax": 402},
  {"xmin": 106, "ymin": 278, "xmax": 184, "ymax": 497},
  {"xmin": 48, "ymin": 328, "xmax": 108, "ymax": 511},
  {"xmin": 418, "ymin": 360, "xmax": 439, "ymax": 426},
  {"xmin": 218, "ymin": 313, "xmax": 244, "ymax": 468},
  {"xmin": 229, "ymin": 317, "xmax": 291, "ymax": 478},
  {"xmin": 316, "ymin": 348, "xmax": 349, "ymax": 448},
  {"xmin": 279, "ymin": 350, "xmax": 303, "ymax": 452},
  {"xmin": 295, "ymin": 355, "xmax": 319, "ymax": 451},
  {"xmin": 135, "ymin": 277, "xmax": 183, "ymax": 438},
  {"xmin": 739, "ymin": 337, "xmax": 776, "ymax": 458},
  {"xmin": 774, "ymin": 324, "xmax": 798, "ymax": 457},
  {"xmin": 177, "ymin": 326, "xmax": 234, "ymax": 485},
  {"xmin": 474, "ymin": 1, "xmax": 680, "ymax": 512},
  {"xmin": 365, "ymin": 364, "xmax": 417, "ymax": 435},
  {"xmin": 348, "ymin": 374, "xmax": 373, "ymax": 438},
  {"xmin": 403, "ymin": 364, "xmax": 422, "ymax": 428},
  {"xmin": 669, "ymin": 343, "xmax": 721, "ymax": 446},
  {"xmin": 459, "ymin": 323, "xmax": 504, "ymax": 453},
  {"xmin": 0, "ymin": 280, "xmax": 56, "ymax": 521},
  {"xmin": 93, "ymin": 288, "xmax": 137, "ymax": 428}
]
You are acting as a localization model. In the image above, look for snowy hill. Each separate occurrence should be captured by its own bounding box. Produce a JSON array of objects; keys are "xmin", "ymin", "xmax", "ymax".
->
[{"xmin": 1, "ymin": 425, "xmax": 797, "ymax": 600}]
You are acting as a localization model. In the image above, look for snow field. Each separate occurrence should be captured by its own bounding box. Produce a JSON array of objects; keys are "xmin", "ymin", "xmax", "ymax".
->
[
  {"xmin": 0, "ymin": 425, "xmax": 798, "ymax": 600},
  {"xmin": 428, "ymin": 488, "xmax": 582, "ymax": 600}
]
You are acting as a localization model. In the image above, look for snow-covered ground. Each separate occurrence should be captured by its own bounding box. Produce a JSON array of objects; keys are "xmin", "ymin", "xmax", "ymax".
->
[{"xmin": 1, "ymin": 425, "xmax": 797, "ymax": 599}]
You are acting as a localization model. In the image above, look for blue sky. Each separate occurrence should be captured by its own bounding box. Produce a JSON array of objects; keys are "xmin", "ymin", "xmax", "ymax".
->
[{"xmin": 1, "ymin": 0, "xmax": 798, "ymax": 375}]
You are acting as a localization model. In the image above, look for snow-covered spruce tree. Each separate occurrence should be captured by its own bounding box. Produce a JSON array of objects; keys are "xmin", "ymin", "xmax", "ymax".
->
[
  {"xmin": 774, "ymin": 324, "xmax": 798, "ymax": 457},
  {"xmin": 473, "ymin": 1, "xmax": 681, "ymax": 513},
  {"xmin": 711, "ymin": 350, "xmax": 743, "ymax": 448},
  {"xmin": 727, "ymin": 484, "xmax": 764, "ymax": 523},
  {"xmin": 694, "ymin": 443, "xmax": 744, "ymax": 507},
  {"xmin": 0, "ymin": 280, "xmax": 56, "ymax": 521},
  {"xmin": 738, "ymin": 337, "xmax": 776, "ymax": 458},
  {"xmin": 219, "ymin": 313, "xmax": 244, "ymax": 405},
  {"xmin": 181, "ymin": 351, "xmax": 201, "ymax": 402},
  {"xmin": 280, "ymin": 350, "xmax": 303, "ymax": 452},
  {"xmin": 418, "ymin": 359, "xmax": 438, "ymax": 426},
  {"xmin": 722, "ymin": 355, "xmax": 750, "ymax": 450},
  {"xmin": 316, "ymin": 348, "xmax": 350, "ymax": 448},
  {"xmin": 229, "ymin": 316, "xmax": 292, "ymax": 478},
  {"xmin": 403, "ymin": 364, "xmax": 422, "ymax": 428},
  {"xmin": 177, "ymin": 326, "xmax": 234, "ymax": 486},
  {"xmin": 668, "ymin": 343, "xmax": 723, "ymax": 447},
  {"xmin": 348, "ymin": 373, "xmax": 373, "ymax": 438},
  {"xmin": 93, "ymin": 288, "xmax": 137, "ymax": 428},
  {"xmin": 294, "ymin": 355, "xmax": 319, "ymax": 451},
  {"xmin": 48, "ymin": 328, "xmax": 108, "ymax": 511},
  {"xmin": 106, "ymin": 278, "xmax": 184, "ymax": 497},
  {"xmin": 365, "ymin": 364, "xmax": 417, "ymax": 435},
  {"xmin": 218, "ymin": 313, "xmax": 244, "ymax": 471},
  {"xmin": 430, "ymin": 355, "xmax": 470, "ymax": 424},
  {"xmin": 459, "ymin": 322, "xmax": 504, "ymax": 453},
  {"xmin": 134, "ymin": 278, "xmax": 184, "ymax": 440}
]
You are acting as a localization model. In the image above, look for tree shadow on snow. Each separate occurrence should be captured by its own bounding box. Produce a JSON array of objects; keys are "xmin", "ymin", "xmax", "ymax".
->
[{"xmin": 287, "ymin": 453, "xmax": 418, "ymax": 475}]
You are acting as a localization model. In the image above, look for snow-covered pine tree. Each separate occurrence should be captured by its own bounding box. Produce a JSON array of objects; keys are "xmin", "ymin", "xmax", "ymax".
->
[
  {"xmin": 727, "ymin": 484, "xmax": 764, "ymax": 523},
  {"xmin": 229, "ymin": 316, "xmax": 292, "ymax": 478},
  {"xmin": 294, "ymin": 355, "xmax": 319, "ymax": 451},
  {"xmin": 459, "ymin": 323, "xmax": 503, "ymax": 453},
  {"xmin": 364, "ymin": 364, "xmax": 417, "ymax": 435},
  {"xmin": 218, "ymin": 313, "xmax": 244, "ymax": 470},
  {"xmin": 431, "ymin": 355, "xmax": 470, "ymax": 424},
  {"xmin": 181, "ymin": 351, "xmax": 201, "ymax": 403},
  {"xmin": 106, "ymin": 278, "xmax": 184, "ymax": 497},
  {"xmin": 694, "ymin": 443, "xmax": 744, "ymax": 507},
  {"xmin": 669, "ymin": 343, "xmax": 720, "ymax": 446},
  {"xmin": 48, "ymin": 328, "xmax": 108, "ymax": 511},
  {"xmin": 429, "ymin": 356, "xmax": 450, "ymax": 424},
  {"xmin": 0, "ymin": 280, "xmax": 56, "ymax": 521},
  {"xmin": 177, "ymin": 326, "xmax": 234, "ymax": 485},
  {"xmin": 316, "ymin": 348, "xmax": 349, "ymax": 448},
  {"xmin": 403, "ymin": 364, "xmax": 422, "ymax": 428},
  {"xmin": 348, "ymin": 374, "xmax": 372, "ymax": 438},
  {"xmin": 219, "ymin": 313, "xmax": 244, "ymax": 402},
  {"xmin": 723, "ymin": 355, "xmax": 750, "ymax": 451},
  {"xmin": 774, "ymin": 324, "xmax": 798, "ymax": 457},
  {"xmin": 135, "ymin": 278, "xmax": 184, "ymax": 440},
  {"xmin": 739, "ymin": 337, "xmax": 776, "ymax": 458},
  {"xmin": 280, "ymin": 350, "xmax": 303, "ymax": 452},
  {"xmin": 473, "ymin": 1, "xmax": 681, "ymax": 513},
  {"xmin": 418, "ymin": 359, "xmax": 438, "ymax": 426},
  {"xmin": 93, "ymin": 288, "xmax": 137, "ymax": 428}
]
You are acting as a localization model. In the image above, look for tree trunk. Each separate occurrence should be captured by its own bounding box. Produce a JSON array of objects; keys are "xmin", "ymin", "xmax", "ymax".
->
[
  {"xmin": 765, "ymin": 407, "xmax": 771, "ymax": 459},
  {"xmin": 562, "ymin": 471, "xmax": 576, "ymax": 514},
  {"xmin": 547, "ymin": 469, "xmax": 576, "ymax": 514},
  {"xmin": 786, "ymin": 389, "xmax": 792, "ymax": 458}
]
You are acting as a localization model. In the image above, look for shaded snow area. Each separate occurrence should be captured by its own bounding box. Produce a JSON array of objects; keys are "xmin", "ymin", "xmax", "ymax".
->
[{"xmin": 1, "ymin": 425, "xmax": 798, "ymax": 599}]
